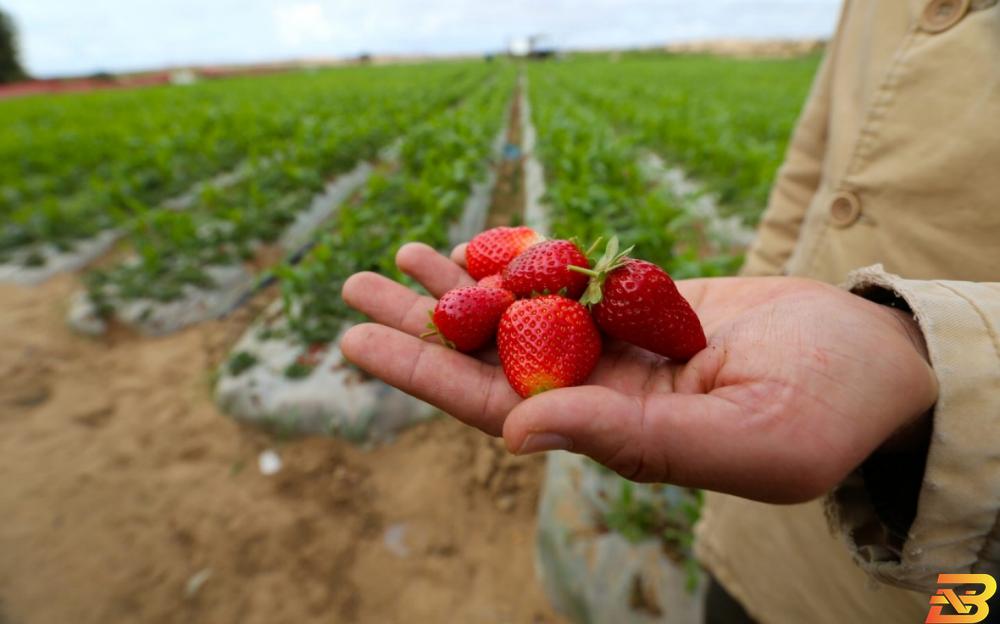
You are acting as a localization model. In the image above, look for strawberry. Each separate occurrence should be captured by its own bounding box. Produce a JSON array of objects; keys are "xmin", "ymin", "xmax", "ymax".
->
[
  {"xmin": 497, "ymin": 295, "xmax": 602, "ymax": 398},
  {"xmin": 477, "ymin": 274, "xmax": 504, "ymax": 289},
  {"xmin": 576, "ymin": 237, "xmax": 706, "ymax": 361},
  {"xmin": 501, "ymin": 239, "xmax": 590, "ymax": 299},
  {"xmin": 422, "ymin": 286, "xmax": 514, "ymax": 353},
  {"xmin": 466, "ymin": 226, "xmax": 544, "ymax": 280}
]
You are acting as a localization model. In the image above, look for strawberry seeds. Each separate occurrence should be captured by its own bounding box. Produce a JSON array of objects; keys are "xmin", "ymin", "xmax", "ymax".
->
[{"xmin": 422, "ymin": 227, "xmax": 707, "ymax": 398}]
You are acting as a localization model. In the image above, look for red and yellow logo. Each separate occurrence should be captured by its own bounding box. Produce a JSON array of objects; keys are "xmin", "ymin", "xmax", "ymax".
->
[{"xmin": 926, "ymin": 574, "xmax": 997, "ymax": 623}]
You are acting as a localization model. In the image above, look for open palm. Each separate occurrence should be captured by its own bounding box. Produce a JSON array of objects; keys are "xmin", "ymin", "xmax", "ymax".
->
[{"xmin": 341, "ymin": 243, "xmax": 936, "ymax": 504}]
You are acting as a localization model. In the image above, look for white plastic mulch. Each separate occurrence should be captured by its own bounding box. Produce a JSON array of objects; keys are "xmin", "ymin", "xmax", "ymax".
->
[
  {"xmin": 536, "ymin": 452, "xmax": 705, "ymax": 624},
  {"xmin": 639, "ymin": 151, "xmax": 756, "ymax": 250},
  {"xmin": 67, "ymin": 263, "xmax": 255, "ymax": 337},
  {"xmin": 0, "ymin": 155, "xmax": 267, "ymax": 286},
  {"xmin": 519, "ymin": 77, "xmax": 550, "ymax": 234},
  {"xmin": 66, "ymin": 160, "xmax": 375, "ymax": 337},
  {"xmin": 279, "ymin": 162, "xmax": 374, "ymax": 252},
  {"xmin": 0, "ymin": 231, "xmax": 120, "ymax": 286},
  {"xmin": 215, "ymin": 311, "xmax": 437, "ymax": 443}
]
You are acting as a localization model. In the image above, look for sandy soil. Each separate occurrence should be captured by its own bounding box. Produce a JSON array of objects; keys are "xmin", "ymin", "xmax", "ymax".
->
[
  {"xmin": 0, "ymin": 275, "xmax": 562, "ymax": 624},
  {"xmin": 660, "ymin": 38, "xmax": 825, "ymax": 58}
]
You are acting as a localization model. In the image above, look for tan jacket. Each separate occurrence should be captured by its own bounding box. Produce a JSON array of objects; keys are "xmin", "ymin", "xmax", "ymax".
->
[{"xmin": 694, "ymin": 1, "xmax": 1000, "ymax": 622}]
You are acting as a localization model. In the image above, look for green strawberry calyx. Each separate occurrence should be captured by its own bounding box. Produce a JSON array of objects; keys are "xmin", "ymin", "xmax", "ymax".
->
[
  {"xmin": 569, "ymin": 236, "xmax": 634, "ymax": 307},
  {"xmin": 419, "ymin": 310, "xmax": 456, "ymax": 349}
]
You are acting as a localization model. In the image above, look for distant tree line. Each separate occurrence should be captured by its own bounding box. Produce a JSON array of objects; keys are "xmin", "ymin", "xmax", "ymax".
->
[{"xmin": 1, "ymin": 5, "xmax": 27, "ymax": 83}]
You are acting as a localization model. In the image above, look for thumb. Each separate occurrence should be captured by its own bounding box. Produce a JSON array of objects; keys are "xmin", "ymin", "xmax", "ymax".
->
[
  {"xmin": 503, "ymin": 385, "xmax": 665, "ymax": 482},
  {"xmin": 504, "ymin": 384, "xmax": 843, "ymax": 503}
]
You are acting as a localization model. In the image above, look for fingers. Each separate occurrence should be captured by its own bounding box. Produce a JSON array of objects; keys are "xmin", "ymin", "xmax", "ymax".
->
[
  {"xmin": 341, "ymin": 323, "xmax": 520, "ymax": 436},
  {"xmin": 342, "ymin": 272, "xmax": 436, "ymax": 336},
  {"xmin": 343, "ymin": 242, "xmax": 474, "ymax": 333},
  {"xmin": 396, "ymin": 242, "xmax": 474, "ymax": 298},
  {"xmin": 450, "ymin": 243, "xmax": 467, "ymax": 268}
]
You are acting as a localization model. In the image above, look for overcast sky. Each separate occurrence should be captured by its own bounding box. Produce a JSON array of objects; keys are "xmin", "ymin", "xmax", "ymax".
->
[{"xmin": 3, "ymin": 0, "xmax": 841, "ymax": 78}]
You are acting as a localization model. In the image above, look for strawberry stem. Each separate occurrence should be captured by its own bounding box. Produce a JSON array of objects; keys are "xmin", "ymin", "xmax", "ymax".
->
[
  {"xmin": 419, "ymin": 325, "xmax": 456, "ymax": 349},
  {"xmin": 418, "ymin": 311, "xmax": 456, "ymax": 349},
  {"xmin": 568, "ymin": 265, "xmax": 599, "ymax": 277}
]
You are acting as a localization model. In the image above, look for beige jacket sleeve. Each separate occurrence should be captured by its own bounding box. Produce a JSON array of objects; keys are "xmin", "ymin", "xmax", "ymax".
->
[
  {"xmin": 739, "ymin": 3, "xmax": 844, "ymax": 277},
  {"xmin": 828, "ymin": 264, "xmax": 1000, "ymax": 592}
]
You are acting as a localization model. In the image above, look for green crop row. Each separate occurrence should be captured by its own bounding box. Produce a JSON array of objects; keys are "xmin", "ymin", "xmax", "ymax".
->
[
  {"xmin": 3, "ymin": 78, "xmax": 293, "ymax": 208},
  {"xmin": 536, "ymin": 53, "xmax": 819, "ymax": 223},
  {"xmin": 0, "ymin": 63, "xmax": 490, "ymax": 264},
  {"xmin": 273, "ymin": 68, "xmax": 516, "ymax": 350},
  {"xmin": 527, "ymin": 68, "xmax": 741, "ymax": 279},
  {"xmin": 0, "ymin": 64, "xmax": 481, "ymax": 205},
  {"xmin": 83, "ymin": 65, "xmax": 493, "ymax": 314}
]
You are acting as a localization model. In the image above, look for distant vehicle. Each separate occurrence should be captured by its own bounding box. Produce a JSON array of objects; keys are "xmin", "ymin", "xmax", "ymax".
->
[{"xmin": 508, "ymin": 34, "xmax": 557, "ymax": 60}]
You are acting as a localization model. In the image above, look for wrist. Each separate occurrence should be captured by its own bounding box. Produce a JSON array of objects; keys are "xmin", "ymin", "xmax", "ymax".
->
[
  {"xmin": 884, "ymin": 306, "xmax": 930, "ymax": 365},
  {"xmin": 878, "ymin": 305, "xmax": 935, "ymax": 453}
]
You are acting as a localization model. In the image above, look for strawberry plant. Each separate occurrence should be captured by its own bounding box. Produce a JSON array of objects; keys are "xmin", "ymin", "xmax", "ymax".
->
[
  {"xmin": 81, "ymin": 65, "xmax": 493, "ymax": 315},
  {"xmin": 527, "ymin": 65, "xmax": 747, "ymax": 279},
  {"xmin": 527, "ymin": 72, "xmax": 682, "ymax": 266},
  {"xmin": 0, "ymin": 63, "xmax": 491, "ymax": 266},
  {"xmin": 275, "ymin": 69, "xmax": 515, "ymax": 350},
  {"xmin": 533, "ymin": 53, "xmax": 818, "ymax": 224}
]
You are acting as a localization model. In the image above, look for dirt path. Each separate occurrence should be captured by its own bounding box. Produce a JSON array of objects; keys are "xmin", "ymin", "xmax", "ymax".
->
[
  {"xmin": 486, "ymin": 83, "xmax": 526, "ymax": 229},
  {"xmin": 0, "ymin": 275, "xmax": 559, "ymax": 624}
]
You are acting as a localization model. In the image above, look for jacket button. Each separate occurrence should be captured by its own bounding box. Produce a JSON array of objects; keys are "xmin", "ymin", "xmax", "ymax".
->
[
  {"xmin": 829, "ymin": 191, "xmax": 861, "ymax": 227},
  {"xmin": 920, "ymin": 0, "xmax": 970, "ymax": 33}
]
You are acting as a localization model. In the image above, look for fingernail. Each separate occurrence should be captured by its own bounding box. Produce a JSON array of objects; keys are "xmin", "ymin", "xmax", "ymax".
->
[{"xmin": 516, "ymin": 433, "xmax": 573, "ymax": 455}]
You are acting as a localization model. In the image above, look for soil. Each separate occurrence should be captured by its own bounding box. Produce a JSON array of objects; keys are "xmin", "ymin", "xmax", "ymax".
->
[
  {"xmin": 660, "ymin": 38, "xmax": 826, "ymax": 58},
  {"xmin": 0, "ymin": 276, "xmax": 560, "ymax": 624}
]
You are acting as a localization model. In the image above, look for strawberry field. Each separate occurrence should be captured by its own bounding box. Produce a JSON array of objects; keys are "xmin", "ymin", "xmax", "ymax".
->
[{"xmin": 0, "ymin": 52, "xmax": 819, "ymax": 623}]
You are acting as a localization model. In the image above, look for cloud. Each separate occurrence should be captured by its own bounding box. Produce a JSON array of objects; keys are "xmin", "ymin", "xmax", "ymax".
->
[
  {"xmin": 274, "ymin": 2, "xmax": 334, "ymax": 47},
  {"xmin": 2, "ymin": 0, "xmax": 842, "ymax": 77}
]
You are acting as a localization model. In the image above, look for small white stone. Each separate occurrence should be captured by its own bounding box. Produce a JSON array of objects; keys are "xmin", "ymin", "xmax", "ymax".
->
[
  {"xmin": 185, "ymin": 568, "xmax": 212, "ymax": 598},
  {"xmin": 384, "ymin": 523, "xmax": 410, "ymax": 558},
  {"xmin": 258, "ymin": 449, "xmax": 282, "ymax": 475}
]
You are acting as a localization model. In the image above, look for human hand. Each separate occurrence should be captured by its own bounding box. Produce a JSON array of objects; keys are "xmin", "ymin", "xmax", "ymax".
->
[{"xmin": 340, "ymin": 243, "xmax": 937, "ymax": 504}]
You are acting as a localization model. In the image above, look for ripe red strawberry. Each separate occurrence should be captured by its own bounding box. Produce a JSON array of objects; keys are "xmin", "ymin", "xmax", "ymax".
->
[
  {"xmin": 501, "ymin": 240, "xmax": 590, "ymax": 299},
  {"xmin": 497, "ymin": 295, "xmax": 602, "ymax": 398},
  {"xmin": 422, "ymin": 286, "xmax": 515, "ymax": 353},
  {"xmin": 477, "ymin": 274, "xmax": 504, "ymax": 289},
  {"xmin": 466, "ymin": 226, "xmax": 544, "ymax": 280},
  {"xmin": 578, "ymin": 238, "xmax": 706, "ymax": 361}
]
